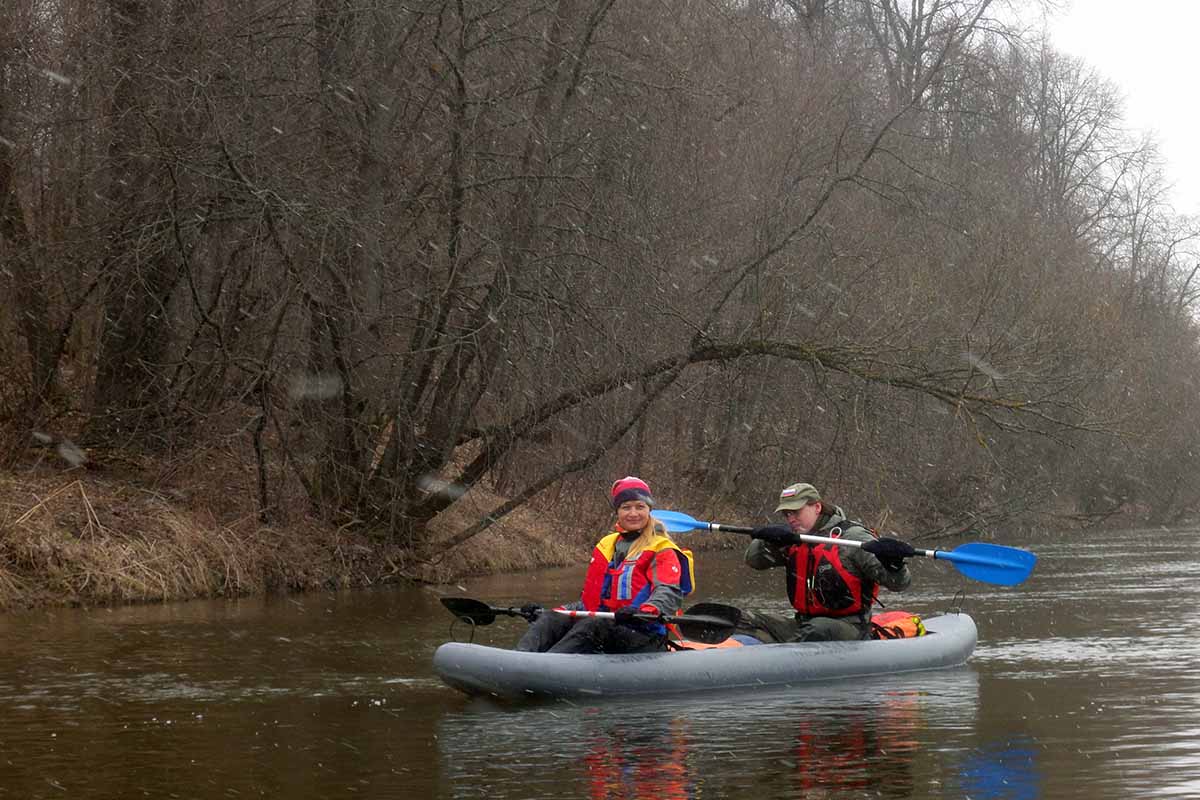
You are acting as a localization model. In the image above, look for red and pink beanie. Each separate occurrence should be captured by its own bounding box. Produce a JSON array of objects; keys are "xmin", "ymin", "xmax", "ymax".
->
[{"xmin": 610, "ymin": 476, "xmax": 654, "ymax": 509}]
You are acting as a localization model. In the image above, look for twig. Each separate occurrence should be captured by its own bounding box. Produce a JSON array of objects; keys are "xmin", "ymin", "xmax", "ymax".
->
[{"xmin": 14, "ymin": 481, "xmax": 80, "ymax": 525}]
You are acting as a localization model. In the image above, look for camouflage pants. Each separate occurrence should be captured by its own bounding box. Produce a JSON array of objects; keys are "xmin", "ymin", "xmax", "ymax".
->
[{"xmin": 735, "ymin": 609, "xmax": 869, "ymax": 643}]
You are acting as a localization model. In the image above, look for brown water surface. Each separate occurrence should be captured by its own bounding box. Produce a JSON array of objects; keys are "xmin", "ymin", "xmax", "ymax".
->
[{"xmin": 0, "ymin": 530, "xmax": 1196, "ymax": 799}]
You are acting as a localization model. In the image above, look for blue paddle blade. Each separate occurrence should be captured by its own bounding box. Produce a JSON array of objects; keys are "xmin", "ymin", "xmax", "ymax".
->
[
  {"xmin": 938, "ymin": 542, "xmax": 1037, "ymax": 586},
  {"xmin": 654, "ymin": 510, "xmax": 707, "ymax": 534}
]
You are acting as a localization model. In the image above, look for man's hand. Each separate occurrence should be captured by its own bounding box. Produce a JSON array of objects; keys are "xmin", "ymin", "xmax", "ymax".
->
[
  {"xmin": 862, "ymin": 537, "xmax": 917, "ymax": 570},
  {"xmin": 751, "ymin": 525, "xmax": 798, "ymax": 546}
]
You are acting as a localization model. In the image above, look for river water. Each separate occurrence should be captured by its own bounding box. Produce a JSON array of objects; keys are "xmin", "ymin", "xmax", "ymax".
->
[{"xmin": 0, "ymin": 529, "xmax": 1196, "ymax": 799}]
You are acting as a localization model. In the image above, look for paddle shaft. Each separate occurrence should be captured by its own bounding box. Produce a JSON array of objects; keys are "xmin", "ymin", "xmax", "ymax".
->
[
  {"xmin": 553, "ymin": 606, "xmax": 738, "ymax": 645},
  {"xmin": 442, "ymin": 596, "xmax": 738, "ymax": 644},
  {"xmin": 700, "ymin": 521, "xmax": 960, "ymax": 564},
  {"xmin": 552, "ymin": 608, "xmax": 733, "ymax": 628}
]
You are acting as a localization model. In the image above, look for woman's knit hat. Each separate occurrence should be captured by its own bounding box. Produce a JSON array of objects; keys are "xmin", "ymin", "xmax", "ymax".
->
[{"xmin": 610, "ymin": 476, "xmax": 654, "ymax": 509}]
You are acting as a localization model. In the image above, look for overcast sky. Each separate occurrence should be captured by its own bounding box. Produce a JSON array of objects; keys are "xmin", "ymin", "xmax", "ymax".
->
[{"xmin": 1045, "ymin": 0, "xmax": 1200, "ymax": 217}]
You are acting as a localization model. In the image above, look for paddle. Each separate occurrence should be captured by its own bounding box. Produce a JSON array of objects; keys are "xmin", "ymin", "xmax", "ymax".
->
[
  {"xmin": 441, "ymin": 596, "xmax": 740, "ymax": 645},
  {"xmin": 440, "ymin": 597, "xmax": 539, "ymax": 625},
  {"xmin": 552, "ymin": 605, "xmax": 740, "ymax": 645},
  {"xmin": 653, "ymin": 509, "xmax": 1037, "ymax": 586}
]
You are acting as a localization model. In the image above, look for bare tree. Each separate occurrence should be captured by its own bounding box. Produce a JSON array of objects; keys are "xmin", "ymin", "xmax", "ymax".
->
[{"xmin": 3, "ymin": 0, "xmax": 1199, "ymax": 555}]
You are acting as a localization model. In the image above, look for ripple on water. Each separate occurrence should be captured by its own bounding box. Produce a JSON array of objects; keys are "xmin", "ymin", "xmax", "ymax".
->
[{"xmin": 976, "ymin": 634, "xmax": 1200, "ymax": 672}]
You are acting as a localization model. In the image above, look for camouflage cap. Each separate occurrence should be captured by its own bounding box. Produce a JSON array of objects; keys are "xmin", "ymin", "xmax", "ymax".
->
[{"xmin": 775, "ymin": 482, "xmax": 821, "ymax": 513}]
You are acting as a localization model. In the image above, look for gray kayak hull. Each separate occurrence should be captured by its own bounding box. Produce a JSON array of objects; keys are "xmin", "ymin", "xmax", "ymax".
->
[{"xmin": 433, "ymin": 611, "xmax": 977, "ymax": 700}]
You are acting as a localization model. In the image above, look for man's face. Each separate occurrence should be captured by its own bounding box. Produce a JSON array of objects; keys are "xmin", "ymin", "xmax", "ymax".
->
[{"xmin": 783, "ymin": 501, "xmax": 821, "ymax": 534}]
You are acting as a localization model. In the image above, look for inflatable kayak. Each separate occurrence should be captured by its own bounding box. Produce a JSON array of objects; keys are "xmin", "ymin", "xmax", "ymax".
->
[{"xmin": 433, "ymin": 611, "xmax": 977, "ymax": 700}]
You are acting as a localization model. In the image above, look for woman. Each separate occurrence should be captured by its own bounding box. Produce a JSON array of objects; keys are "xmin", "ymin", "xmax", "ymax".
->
[{"xmin": 515, "ymin": 476, "xmax": 695, "ymax": 654}]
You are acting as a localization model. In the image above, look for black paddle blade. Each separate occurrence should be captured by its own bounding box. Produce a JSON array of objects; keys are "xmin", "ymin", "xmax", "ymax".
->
[
  {"xmin": 440, "ymin": 597, "xmax": 497, "ymax": 626},
  {"xmin": 674, "ymin": 602, "xmax": 743, "ymax": 645},
  {"xmin": 687, "ymin": 602, "xmax": 745, "ymax": 624}
]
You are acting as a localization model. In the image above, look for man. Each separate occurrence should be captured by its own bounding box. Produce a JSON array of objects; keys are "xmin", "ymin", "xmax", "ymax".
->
[{"xmin": 740, "ymin": 482, "xmax": 916, "ymax": 642}]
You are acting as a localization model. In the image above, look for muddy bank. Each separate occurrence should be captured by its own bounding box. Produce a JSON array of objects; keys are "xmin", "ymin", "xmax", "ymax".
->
[{"xmin": 0, "ymin": 457, "xmax": 604, "ymax": 612}]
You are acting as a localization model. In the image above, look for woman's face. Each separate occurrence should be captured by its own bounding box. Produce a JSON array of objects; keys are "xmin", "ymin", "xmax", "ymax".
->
[{"xmin": 616, "ymin": 500, "xmax": 651, "ymax": 532}]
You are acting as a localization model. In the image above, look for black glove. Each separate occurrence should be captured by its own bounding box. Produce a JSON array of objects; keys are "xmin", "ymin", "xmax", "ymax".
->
[
  {"xmin": 751, "ymin": 525, "xmax": 798, "ymax": 546},
  {"xmin": 613, "ymin": 605, "xmax": 643, "ymax": 626},
  {"xmin": 519, "ymin": 603, "xmax": 543, "ymax": 621},
  {"xmin": 862, "ymin": 537, "xmax": 917, "ymax": 570}
]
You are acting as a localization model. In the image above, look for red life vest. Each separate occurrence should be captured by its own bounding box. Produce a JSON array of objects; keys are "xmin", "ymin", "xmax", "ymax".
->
[
  {"xmin": 580, "ymin": 529, "xmax": 695, "ymax": 613},
  {"xmin": 784, "ymin": 525, "xmax": 878, "ymax": 617}
]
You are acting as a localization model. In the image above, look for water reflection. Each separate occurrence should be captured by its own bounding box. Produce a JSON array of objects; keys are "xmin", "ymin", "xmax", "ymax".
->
[
  {"xmin": 785, "ymin": 693, "xmax": 925, "ymax": 797},
  {"xmin": 957, "ymin": 737, "xmax": 1041, "ymax": 799},
  {"xmin": 582, "ymin": 718, "xmax": 694, "ymax": 800},
  {"xmin": 437, "ymin": 670, "xmax": 979, "ymax": 800}
]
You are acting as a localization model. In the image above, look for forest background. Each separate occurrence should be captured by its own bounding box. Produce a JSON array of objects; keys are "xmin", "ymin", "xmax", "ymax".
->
[{"xmin": 2, "ymin": 0, "xmax": 1198, "ymax": 609}]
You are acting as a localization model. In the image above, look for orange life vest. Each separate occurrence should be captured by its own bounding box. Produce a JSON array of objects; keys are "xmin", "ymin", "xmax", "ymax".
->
[{"xmin": 870, "ymin": 610, "xmax": 927, "ymax": 639}]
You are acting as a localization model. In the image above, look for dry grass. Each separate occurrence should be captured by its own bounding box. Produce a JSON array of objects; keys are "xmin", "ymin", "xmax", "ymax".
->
[
  {"xmin": 0, "ymin": 442, "xmax": 597, "ymax": 610},
  {"xmin": 0, "ymin": 348, "xmax": 600, "ymax": 610},
  {"xmin": 0, "ymin": 472, "xmax": 382, "ymax": 610},
  {"xmin": 0, "ymin": 419, "xmax": 741, "ymax": 611},
  {"xmin": 417, "ymin": 480, "xmax": 588, "ymax": 579}
]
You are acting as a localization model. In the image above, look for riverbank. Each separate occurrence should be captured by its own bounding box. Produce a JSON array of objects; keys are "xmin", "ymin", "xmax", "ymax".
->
[{"xmin": 0, "ymin": 446, "xmax": 594, "ymax": 612}]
